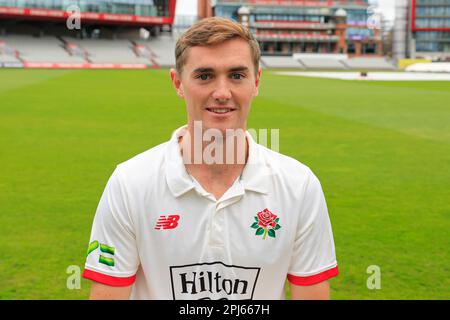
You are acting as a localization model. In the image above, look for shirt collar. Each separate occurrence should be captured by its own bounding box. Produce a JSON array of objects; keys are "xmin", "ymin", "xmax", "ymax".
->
[
  {"xmin": 165, "ymin": 125, "xmax": 271, "ymax": 198},
  {"xmin": 165, "ymin": 126, "xmax": 196, "ymax": 198},
  {"xmin": 240, "ymin": 131, "xmax": 271, "ymax": 194}
]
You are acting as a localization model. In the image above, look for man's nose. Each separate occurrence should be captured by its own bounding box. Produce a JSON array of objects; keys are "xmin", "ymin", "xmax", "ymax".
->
[{"xmin": 212, "ymin": 77, "xmax": 232, "ymax": 101}]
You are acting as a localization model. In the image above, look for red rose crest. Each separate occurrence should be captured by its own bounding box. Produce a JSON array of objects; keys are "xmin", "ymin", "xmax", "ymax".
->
[{"xmin": 250, "ymin": 208, "xmax": 281, "ymax": 240}]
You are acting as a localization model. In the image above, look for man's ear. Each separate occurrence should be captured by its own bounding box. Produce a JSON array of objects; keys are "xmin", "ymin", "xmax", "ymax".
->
[
  {"xmin": 253, "ymin": 67, "xmax": 262, "ymax": 97},
  {"xmin": 170, "ymin": 68, "xmax": 184, "ymax": 99}
]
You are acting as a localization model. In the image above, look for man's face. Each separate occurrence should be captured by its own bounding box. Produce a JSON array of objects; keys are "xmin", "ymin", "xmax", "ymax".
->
[{"xmin": 170, "ymin": 38, "xmax": 261, "ymax": 133}]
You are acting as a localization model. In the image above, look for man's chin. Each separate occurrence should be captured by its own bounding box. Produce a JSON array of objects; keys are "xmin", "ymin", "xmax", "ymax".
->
[
  {"xmin": 189, "ymin": 119, "xmax": 245, "ymax": 135},
  {"xmin": 204, "ymin": 123, "xmax": 246, "ymax": 135}
]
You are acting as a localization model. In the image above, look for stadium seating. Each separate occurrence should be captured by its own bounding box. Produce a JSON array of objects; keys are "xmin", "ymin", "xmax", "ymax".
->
[
  {"xmin": 0, "ymin": 54, "xmax": 21, "ymax": 64},
  {"xmin": 61, "ymin": 38, "xmax": 151, "ymax": 64},
  {"xmin": 0, "ymin": 40, "xmax": 21, "ymax": 64},
  {"xmin": 292, "ymin": 53, "xmax": 346, "ymax": 69},
  {"xmin": 0, "ymin": 35, "xmax": 85, "ymax": 63},
  {"xmin": 260, "ymin": 56, "xmax": 305, "ymax": 69},
  {"xmin": 0, "ymin": 33, "xmax": 397, "ymax": 70},
  {"xmin": 297, "ymin": 57, "xmax": 347, "ymax": 69},
  {"xmin": 292, "ymin": 54, "xmax": 395, "ymax": 70},
  {"xmin": 138, "ymin": 34, "xmax": 177, "ymax": 67},
  {"xmin": 343, "ymin": 57, "xmax": 396, "ymax": 70}
]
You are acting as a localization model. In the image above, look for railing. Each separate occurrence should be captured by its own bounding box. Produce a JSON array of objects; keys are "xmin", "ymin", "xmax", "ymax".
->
[
  {"xmin": 253, "ymin": 20, "xmax": 336, "ymax": 29},
  {"xmin": 0, "ymin": 5, "xmax": 174, "ymax": 25},
  {"xmin": 216, "ymin": 0, "xmax": 369, "ymax": 7},
  {"xmin": 0, "ymin": 0, "xmax": 175, "ymax": 17},
  {"xmin": 255, "ymin": 31, "xmax": 339, "ymax": 41}
]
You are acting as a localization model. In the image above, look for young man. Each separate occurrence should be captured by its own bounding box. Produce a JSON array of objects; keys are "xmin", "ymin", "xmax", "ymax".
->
[{"xmin": 83, "ymin": 17, "xmax": 338, "ymax": 300}]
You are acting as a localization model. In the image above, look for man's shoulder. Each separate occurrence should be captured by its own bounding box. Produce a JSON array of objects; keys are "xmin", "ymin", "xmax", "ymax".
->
[
  {"xmin": 257, "ymin": 143, "xmax": 316, "ymax": 184},
  {"xmin": 114, "ymin": 141, "xmax": 169, "ymax": 182}
]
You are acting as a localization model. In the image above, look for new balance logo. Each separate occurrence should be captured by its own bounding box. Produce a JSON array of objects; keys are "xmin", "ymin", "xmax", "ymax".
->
[{"xmin": 155, "ymin": 215, "xmax": 180, "ymax": 230}]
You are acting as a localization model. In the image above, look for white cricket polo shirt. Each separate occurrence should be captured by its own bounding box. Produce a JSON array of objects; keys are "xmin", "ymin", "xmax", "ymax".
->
[{"xmin": 83, "ymin": 125, "xmax": 339, "ymax": 300}]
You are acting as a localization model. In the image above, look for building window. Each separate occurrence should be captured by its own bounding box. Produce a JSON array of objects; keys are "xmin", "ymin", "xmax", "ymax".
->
[{"xmin": 347, "ymin": 42, "xmax": 355, "ymax": 54}]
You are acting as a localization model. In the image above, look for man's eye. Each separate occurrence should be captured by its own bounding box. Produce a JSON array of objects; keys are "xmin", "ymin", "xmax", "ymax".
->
[
  {"xmin": 197, "ymin": 74, "xmax": 211, "ymax": 80},
  {"xmin": 231, "ymin": 73, "xmax": 244, "ymax": 80}
]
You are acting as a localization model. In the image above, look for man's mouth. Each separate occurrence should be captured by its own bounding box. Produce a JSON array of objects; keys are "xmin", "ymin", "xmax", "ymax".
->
[{"xmin": 206, "ymin": 107, "xmax": 236, "ymax": 114}]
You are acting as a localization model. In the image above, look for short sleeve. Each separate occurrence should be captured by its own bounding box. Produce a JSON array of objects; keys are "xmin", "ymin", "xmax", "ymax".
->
[
  {"xmin": 287, "ymin": 170, "xmax": 339, "ymax": 286},
  {"xmin": 82, "ymin": 167, "xmax": 139, "ymax": 286}
]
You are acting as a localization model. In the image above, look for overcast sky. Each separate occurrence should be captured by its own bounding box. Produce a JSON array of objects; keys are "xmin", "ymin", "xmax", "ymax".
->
[
  {"xmin": 175, "ymin": 0, "xmax": 396, "ymax": 22},
  {"xmin": 370, "ymin": 0, "xmax": 396, "ymax": 22}
]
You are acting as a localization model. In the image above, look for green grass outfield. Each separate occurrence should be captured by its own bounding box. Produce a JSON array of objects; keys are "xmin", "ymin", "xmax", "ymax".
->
[{"xmin": 0, "ymin": 69, "xmax": 449, "ymax": 299}]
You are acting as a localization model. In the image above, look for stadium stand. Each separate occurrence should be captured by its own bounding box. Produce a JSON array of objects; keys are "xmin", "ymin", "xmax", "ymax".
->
[
  {"xmin": 0, "ymin": 33, "xmax": 397, "ymax": 70},
  {"xmin": 343, "ymin": 57, "xmax": 396, "ymax": 70},
  {"xmin": 0, "ymin": 1, "xmax": 397, "ymax": 70},
  {"xmin": 0, "ymin": 0, "xmax": 176, "ymax": 68},
  {"xmin": 61, "ymin": 38, "xmax": 152, "ymax": 65},
  {"xmin": 293, "ymin": 53, "xmax": 347, "ymax": 69},
  {"xmin": 260, "ymin": 56, "xmax": 305, "ymax": 69},
  {"xmin": 0, "ymin": 53, "xmax": 21, "ymax": 64},
  {"xmin": 138, "ymin": 34, "xmax": 177, "ymax": 67},
  {"xmin": 297, "ymin": 57, "xmax": 347, "ymax": 69},
  {"xmin": 0, "ymin": 35, "xmax": 86, "ymax": 63},
  {"xmin": 0, "ymin": 33, "xmax": 176, "ymax": 67},
  {"xmin": 290, "ymin": 53, "xmax": 396, "ymax": 70},
  {"xmin": 0, "ymin": 40, "xmax": 21, "ymax": 64},
  {"xmin": 63, "ymin": 41, "xmax": 90, "ymax": 62}
]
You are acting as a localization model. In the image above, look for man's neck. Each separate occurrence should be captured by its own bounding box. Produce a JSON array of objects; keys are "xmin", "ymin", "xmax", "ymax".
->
[
  {"xmin": 177, "ymin": 126, "xmax": 249, "ymax": 199},
  {"xmin": 179, "ymin": 126, "xmax": 248, "ymax": 171}
]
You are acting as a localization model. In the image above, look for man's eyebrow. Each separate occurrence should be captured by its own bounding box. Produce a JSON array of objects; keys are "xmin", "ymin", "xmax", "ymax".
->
[
  {"xmin": 192, "ymin": 66, "xmax": 250, "ymax": 73},
  {"xmin": 229, "ymin": 66, "xmax": 250, "ymax": 72},
  {"xmin": 192, "ymin": 67, "xmax": 214, "ymax": 73}
]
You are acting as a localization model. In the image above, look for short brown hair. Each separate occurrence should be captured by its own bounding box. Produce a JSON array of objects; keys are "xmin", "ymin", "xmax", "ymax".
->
[{"xmin": 175, "ymin": 17, "xmax": 261, "ymax": 76}]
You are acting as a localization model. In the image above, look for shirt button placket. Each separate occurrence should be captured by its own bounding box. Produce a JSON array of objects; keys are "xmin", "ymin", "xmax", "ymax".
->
[{"xmin": 209, "ymin": 204, "xmax": 224, "ymax": 247}]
